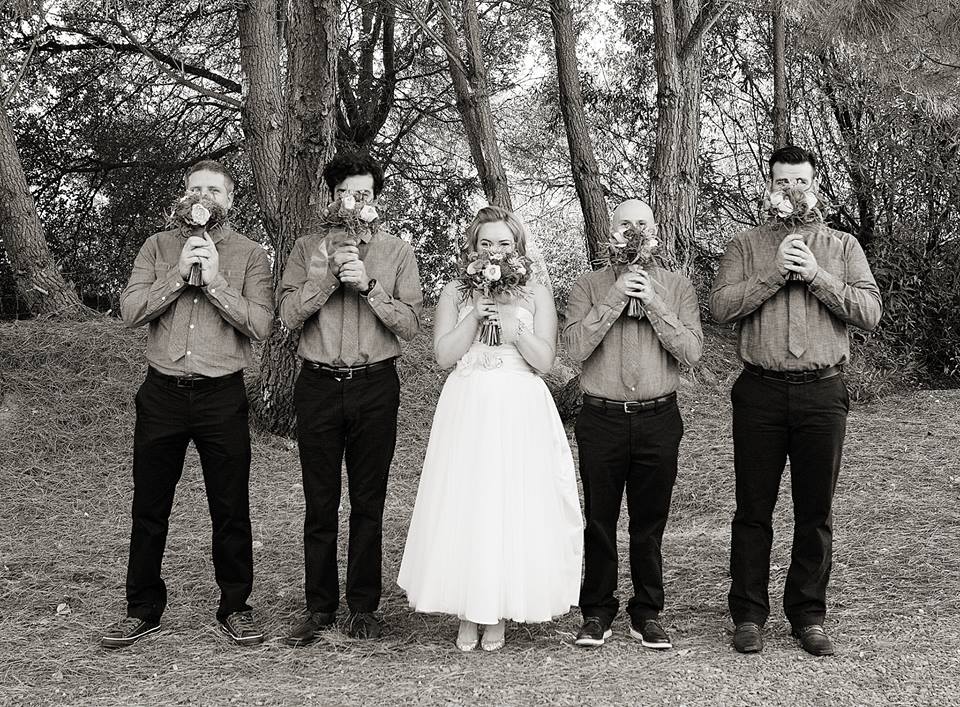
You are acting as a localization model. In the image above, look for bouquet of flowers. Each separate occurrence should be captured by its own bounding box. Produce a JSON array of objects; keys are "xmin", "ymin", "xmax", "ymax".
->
[
  {"xmin": 167, "ymin": 193, "xmax": 227, "ymax": 286},
  {"xmin": 606, "ymin": 225, "xmax": 660, "ymax": 318},
  {"xmin": 763, "ymin": 185, "xmax": 827, "ymax": 280},
  {"xmin": 457, "ymin": 249, "xmax": 533, "ymax": 346}
]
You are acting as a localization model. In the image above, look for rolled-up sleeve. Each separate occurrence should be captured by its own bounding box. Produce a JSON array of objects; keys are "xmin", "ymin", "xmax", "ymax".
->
[{"xmin": 364, "ymin": 243, "xmax": 423, "ymax": 342}]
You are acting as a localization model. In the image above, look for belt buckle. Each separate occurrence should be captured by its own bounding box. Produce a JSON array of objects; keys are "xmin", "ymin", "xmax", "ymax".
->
[
  {"xmin": 333, "ymin": 367, "xmax": 354, "ymax": 382},
  {"xmin": 175, "ymin": 377, "xmax": 198, "ymax": 388},
  {"xmin": 622, "ymin": 401, "xmax": 643, "ymax": 414}
]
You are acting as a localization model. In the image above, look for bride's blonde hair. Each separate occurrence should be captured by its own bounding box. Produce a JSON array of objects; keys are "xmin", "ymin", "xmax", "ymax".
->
[{"xmin": 462, "ymin": 206, "xmax": 529, "ymax": 258}]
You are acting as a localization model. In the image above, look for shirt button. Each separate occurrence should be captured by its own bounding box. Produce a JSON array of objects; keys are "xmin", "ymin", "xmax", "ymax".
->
[
  {"xmin": 186, "ymin": 350, "xmax": 192, "ymax": 356},
  {"xmin": 189, "ymin": 324, "xmax": 195, "ymax": 329},
  {"xmin": 193, "ymin": 298, "xmax": 198, "ymax": 304},
  {"xmin": 630, "ymin": 386, "xmax": 635, "ymax": 391},
  {"xmin": 161, "ymin": 296, "xmax": 166, "ymax": 301},
  {"xmin": 210, "ymin": 288, "xmax": 216, "ymax": 293},
  {"xmin": 174, "ymin": 282, "xmax": 180, "ymax": 288}
]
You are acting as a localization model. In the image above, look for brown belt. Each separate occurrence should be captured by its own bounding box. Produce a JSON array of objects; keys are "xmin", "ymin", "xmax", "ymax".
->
[
  {"xmin": 303, "ymin": 357, "xmax": 396, "ymax": 381},
  {"xmin": 582, "ymin": 391, "xmax": 677, "ymax": 415},
  {"xmin": 744, "ymin": 362, "xmax": 842, "ymax": 384},
  {"xmin": 147, "ymin": 367, "xmax": 242, "ymax": 389}
]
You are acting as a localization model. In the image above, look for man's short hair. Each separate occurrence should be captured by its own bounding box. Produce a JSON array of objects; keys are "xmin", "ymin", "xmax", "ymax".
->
[
  {"xmin": 322, "ymin": 151, "xmax": 385, "ymax": 196},
  {"xmin": 184, "ymin": 160, "xmax": 236, "ymax": 191},
  {"xmin": 768, "ymin": 145, "xmax": 817, "ymax": 177}
]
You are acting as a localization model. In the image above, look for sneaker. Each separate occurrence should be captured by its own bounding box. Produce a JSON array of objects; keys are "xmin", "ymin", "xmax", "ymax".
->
[
  {"xmin": 218, "ymin": 610, "xmax": 265, "ymax": 646},
  {"xmin": 574, "ymin": 616, "xmax": 612, "ymax": 647},
  {"xmin": 283, "ymin": 611, "xmax": 336, "ymax": 647},
  {"xmin": 732, "ymin": 622, "xmax": 763, "ymax": 654},
  {"xmin": 100, "ymin": 616, "xmax": 161, "ymax": 648},
  {"xmin": 791, "ymin": 624, "xmax": 835, "ymax": 656},
  {"xmin": 629, "ymin": 618, "xmax": 672, "ymax": 650},
  {"xmin": 346, "ymin": 611, "xmax": 383, "ymax": 639}
]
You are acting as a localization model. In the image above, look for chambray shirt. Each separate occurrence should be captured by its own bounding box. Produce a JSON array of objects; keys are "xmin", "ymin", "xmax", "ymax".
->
[
  {"xmin": 120, "ymin": 224, "xmax": 275, "ymax": 376},
  {"xmin": 278, "ymin": 226, "xmax": 423, "ymax": 366},
  {"xmin": 563, "ymin": 265, "xmax": 703, "ymax": 401},
  {"xmin": 709, "ymin": 221, "xmax": 882, "ymax": 371}
]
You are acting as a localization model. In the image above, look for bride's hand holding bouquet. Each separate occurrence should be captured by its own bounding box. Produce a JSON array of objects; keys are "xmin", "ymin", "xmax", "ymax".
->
[{"xmin": 458, "ymin": 249, "xmax": 532, "ymax": 346}]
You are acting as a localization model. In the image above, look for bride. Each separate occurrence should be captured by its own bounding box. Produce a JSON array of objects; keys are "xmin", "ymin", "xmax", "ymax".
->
[{"xmin": 397, "ymin": 206, "xmax": 583, "ymax": 651}]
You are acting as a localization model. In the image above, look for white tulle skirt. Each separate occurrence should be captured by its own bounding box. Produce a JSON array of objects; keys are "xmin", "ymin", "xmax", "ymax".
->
[{"xmin": 397, "ymin": 345, "xmax": 584, "ymax": 624}]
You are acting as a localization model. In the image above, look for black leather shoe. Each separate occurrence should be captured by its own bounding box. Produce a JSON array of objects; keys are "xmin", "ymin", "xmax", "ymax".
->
[
  {"xmin": 346, "ymin": 611, "xmax": 383, "ymax": 639},
  {"xmin": 283, "ymin": 611, "xmax": 336, "ymax": 647},
  {"xmin": 219, "ymin": 610, "xmax": 265, "ymax": 646},
  {"xmin": 629, "ymin": 618, "xmax": 672, "ymax": 650},
  {"xmin": 792, "ymin": 624, "xmax": 835, "ymax": 656},
  {"xmin": 574, "ymin": 616, "xmax": 612, "ymax": 647},
  {"xmin": 732, "ymin": 622, "xmax": 763, "ymax": 653},
  {"xmin": 100, "ymin": 616, "xmax": 161, "ymax": 648}
]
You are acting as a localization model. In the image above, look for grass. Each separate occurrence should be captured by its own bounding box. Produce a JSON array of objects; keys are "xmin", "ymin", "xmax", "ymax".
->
[{"xmin": 0, "ymin": 315, "xmax": 958, "ymax": 706}]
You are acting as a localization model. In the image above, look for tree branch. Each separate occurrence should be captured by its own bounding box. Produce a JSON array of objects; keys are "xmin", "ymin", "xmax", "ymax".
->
[{"xmin": 679, "ymin": 0, "xmax": 731, "ymax": 60}]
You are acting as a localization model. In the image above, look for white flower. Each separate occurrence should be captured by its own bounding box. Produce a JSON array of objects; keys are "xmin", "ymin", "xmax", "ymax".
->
[
  {"xmin": 610, "ymin": 229, "xmax": 627, "ymax": 246},
  {"xmin": 648, "ymin": 237, "xmax": 659, "ymax": 248},
  {"xmin": 516, "ymin": 265, "xmax": 527, "ymax": 276},
  {"xmin": 341, "ymin": 194, "xmax": 356, "ymax": 211},
  {"xmin": 358, "ymin": 204, "xmax": 378, "ymax": 222},
  {"xmin": 803, "ymin": 191, "xmax": 818, "ymax": 209},
  {"xmin": 466, "ymin": 259, "xmax": 482, "ymax": 275},
  {"xmin": 190, "ymin": 202, "xmax": 211, "ymax": 226},
  {"xmin": 490, "ymin": 252, "xmax": 505, "ymax": 261},
  {"xmin": 483, "ymin": 264, "xmax": 502, "ymax": 281}
]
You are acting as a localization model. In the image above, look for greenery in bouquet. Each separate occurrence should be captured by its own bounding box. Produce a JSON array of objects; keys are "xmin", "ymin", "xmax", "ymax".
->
[
  {"xmin": 457, "ymin": 250, "xmax": 533, "ymax": 346},
  {"xmin": 167, "ymin": 193, "xmax": 227, "ymax": 286}
]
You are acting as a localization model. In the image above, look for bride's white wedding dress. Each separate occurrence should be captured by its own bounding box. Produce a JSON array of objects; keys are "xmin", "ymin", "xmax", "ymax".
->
[{"xmin": 398, "ymin": 304, "xmax": 583, "ymax": 624}]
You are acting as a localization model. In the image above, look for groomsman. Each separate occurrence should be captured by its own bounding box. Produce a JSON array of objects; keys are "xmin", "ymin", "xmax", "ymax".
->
[
  {"xmin": 564, "ymin": 199, "xmax": 703, "ymax": 649},
  {"xmin": 101, "ymin": 160, "xmax": 274, "ymax": 647},
  {"xmin": 279, "ymin": 152, "xmax": 422, "ymax": 644},
  {"xmin": 711, "ymin": 145, "xmax": 882, "ymax": 656}
]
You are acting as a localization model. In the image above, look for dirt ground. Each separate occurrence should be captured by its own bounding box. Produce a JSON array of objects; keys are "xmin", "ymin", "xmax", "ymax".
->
[{"xmin": 0, "ymin": 319, "xmax": 958, "ymax": 706}]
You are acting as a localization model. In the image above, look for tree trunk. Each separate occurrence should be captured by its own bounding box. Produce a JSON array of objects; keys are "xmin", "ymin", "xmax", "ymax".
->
[
  {"xmin": 771, "ymin": 0, "xmax": 790, "ymax": 147},
  {"xmin": 0, "ymin": 107, "xmax": 87, "ymax": 318},
  {"xmin": 251, "ymin": 0, "xmax": 339, "ymax": 437},
  {"xmin": 651, "ymin": 0, "xmax": 698, "ymax": 274},
  {"xmin": 238, "ymin": 0, "xmax": 284, "ymax": 243},
  {"xmin": 548, "ymin": 0, "xmax": 608, "ymax": 268},
  {"xmin": 651, "ymin": 0, "xmax": 725, "ymax": 275}
]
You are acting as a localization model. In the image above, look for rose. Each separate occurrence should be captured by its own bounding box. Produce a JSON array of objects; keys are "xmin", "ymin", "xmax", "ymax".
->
[
  {"xmin": 803, "ymin": 191, "xmax": 818, "ymax": 209},
  {"xmin": 358, "ymin": 204, "xmax": 378, "ymax": 222},
  {"xmin": 489, "ymin": 252, "xmax": 505, "ymax": 261},
  {"xmin": 190, "ymin": 203, "xmax": 211, "ymax": 226},
  {"xmin": 483, "ymin": 264, "xmax": 502, "ymax": 281},
  {"xmin": 341, "ymin": 194, "xmax": 356, "ymax": 211},
  {"xmin": 648, "ymin": 237, "xmax": 660, "ymax": 248},
  {"xmin": 610, "ymin": 228, "xmax": 628, "ymax": 247},
  {"xmin": 769, "ymin": 190, "xmax": 795, "ymax": 217}
]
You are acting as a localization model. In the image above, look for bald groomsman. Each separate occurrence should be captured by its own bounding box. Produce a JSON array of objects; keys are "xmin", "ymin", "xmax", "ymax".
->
[{"xmin": 564, "ymin": 199, "xmax": 703, "ymax": 649}]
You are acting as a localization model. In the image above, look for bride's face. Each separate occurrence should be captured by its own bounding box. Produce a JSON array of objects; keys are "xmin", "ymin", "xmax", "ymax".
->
[{"xmin": 476, "ymin": 221, "xmax": 516, "ymax": 255}]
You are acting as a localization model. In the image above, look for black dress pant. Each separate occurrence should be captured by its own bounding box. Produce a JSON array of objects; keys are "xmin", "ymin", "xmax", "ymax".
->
[
  {"xmin": 126, "ymin": 369, "xmax": 253, "ymax": 622},
  {"xmin": 575, "ymin": 398, "xmax": 683, "ymax": 627},
  {"xmin": 728, "ymin": 370, "xmax": 849, "ymax": 628},
  {"xmin": 294, "ymin": 363, "xmax": 400, "ymax": 614}
]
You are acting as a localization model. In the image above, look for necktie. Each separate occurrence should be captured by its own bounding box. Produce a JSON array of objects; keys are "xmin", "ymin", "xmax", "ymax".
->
[
  {"xmin": 788, "ymin": 281, "xmax": 807, "ymax": 358},
  {"xmin": 167, "ymin": 294, "xmax": 193, "ymax": 366},
  {"xmin": 338, "ymin": 239, "xmax": 367, "ymax": 365},
  {"xmin": 621, "ymin": 317, "xmax": 643, "ymax": 390}
]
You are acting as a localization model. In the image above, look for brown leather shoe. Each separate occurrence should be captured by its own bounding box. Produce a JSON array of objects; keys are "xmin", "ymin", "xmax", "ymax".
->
[
  {"xmin": 283, "ymin": 611, "xmax": 336, "ymax": 647},
  {"xmin": 732, "ymin": 622, "xmax": 763, "ymax": 653},
  {"xmin": 792, "ymin": 624, "xmax": 835, "ymax": 656}
]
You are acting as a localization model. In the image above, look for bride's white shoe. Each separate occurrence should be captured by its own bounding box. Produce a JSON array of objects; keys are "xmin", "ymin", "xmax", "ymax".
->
[
  {"xmin": 481, "ymin": 620, "xmax": 505, "ymax": 651},
  {"xmin": 456, "ymin": 620, "xmax": 479, "ymax": 651}
]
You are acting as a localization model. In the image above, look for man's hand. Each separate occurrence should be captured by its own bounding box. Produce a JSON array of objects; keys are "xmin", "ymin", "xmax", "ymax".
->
[
  {"xmin": 783, "ymin": 239, "xmax": 818, "ymax": 282},
  {"xmin": 338, "ymin": 253, "xmax": 370, "ymax": 291},
  {"xmin": 616, "ymin": 269, "xmax": 655, "ymax": 305},
  {"xmin": 196, "ymin": 232, "xmax": 220, "ymax": 285},
  {"xmin": 178, "ymin": 235, "xmax": 208, "ymax": 281}
]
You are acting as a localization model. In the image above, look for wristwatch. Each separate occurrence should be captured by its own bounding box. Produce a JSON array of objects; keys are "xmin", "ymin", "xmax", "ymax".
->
[{"xmin": 361, "ymin": 278, "xmax": 377, "ymax": 296}]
